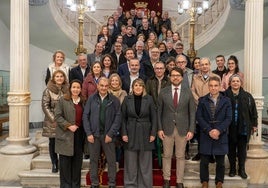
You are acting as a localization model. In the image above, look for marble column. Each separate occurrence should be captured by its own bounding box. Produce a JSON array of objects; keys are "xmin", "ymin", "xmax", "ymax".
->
[
  {"xmin": 0, "ymin": 0, "xmax": 36, "ymax": 155},
  {"xmin": 0, "ymin": 0, "xmax": 37, "ymax": 182},
  {"xmin": 244, "ymin": 0, "xmax": 268, "ymax": 184}
]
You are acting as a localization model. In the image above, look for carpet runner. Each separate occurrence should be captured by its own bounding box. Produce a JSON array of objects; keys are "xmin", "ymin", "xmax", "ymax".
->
[{"xmin": 86, "ymin": 158, "xmax": 178, "ymax": 186}]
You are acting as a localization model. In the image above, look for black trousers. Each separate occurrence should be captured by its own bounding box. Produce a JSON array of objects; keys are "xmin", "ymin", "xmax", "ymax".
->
[
  {"xmin": 49, "ymin": 138, "xmax": 58, "ymax": 164},
  {"xmin": 59, "ymin": 129, "xmax": 84, "ymax": 188},
  {"xmin": 200, "ymin": 154, "xmax": 225, "ymax": 184},
  {"xmin": 228, "ymin": 135, "xmax": 247, "ymax": 171}
]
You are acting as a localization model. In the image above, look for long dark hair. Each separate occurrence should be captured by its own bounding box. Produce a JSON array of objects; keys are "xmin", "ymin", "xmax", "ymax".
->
[
  {"xmin": 227, "ymin": 55, "xmax": 239, "ymax": 74},
  {"xmin": 101, "ymin": 54, "xmax": 117, "ymax": 72}
]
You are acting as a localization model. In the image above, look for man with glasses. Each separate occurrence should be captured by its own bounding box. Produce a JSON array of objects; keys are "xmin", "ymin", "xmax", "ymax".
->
[
  {"xmin": 143, "ymin": 47, "xmax": 161, "ymax": 78},
  {"xmin": 69, "ymin": 53, "xmax": 90, "ymax": 83},
  {"xmin": 110, "ymin": 41, "xmax": 126, "ymax": 69},
  {"xmin": 175, "ymin": 54, "xmax": 194, "ymax": 160},
  {"xmin": 158, "ymin": 67, "xmax": 195, "ymax": 188},
  {"xmin": 174, "ymin": 42, "xmax": 191, "ymax": 69},
  {"xmin": 87, "ymin": 43, "xmax": 104, "ymax": 66}
]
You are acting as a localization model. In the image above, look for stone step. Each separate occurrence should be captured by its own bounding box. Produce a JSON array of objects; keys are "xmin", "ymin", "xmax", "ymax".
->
[
  {"xmin": 18, "ymin": 169, "xmax": 248, "ymax": 188},
  {"xmin": 31, "ymin": 154, "xmax": 89, "ymax": 170},
  {"xmin": 19, "ymin": 169, "xmax": 88, "ymax": 188}
]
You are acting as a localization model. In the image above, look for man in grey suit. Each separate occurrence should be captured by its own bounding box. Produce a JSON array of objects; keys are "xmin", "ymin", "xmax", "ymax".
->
[{"xmin": 158, "ymin": 67, "xmax": 196, "ymax": 188}]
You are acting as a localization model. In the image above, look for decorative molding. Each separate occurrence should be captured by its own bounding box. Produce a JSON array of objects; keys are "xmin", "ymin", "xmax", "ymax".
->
[
  {"xmin": 29, "ymin": 0, "xmax": 49, "ymax": 6},
  {"xmin": 7, "ymin": 92, "xmax": 31, "ymax": 105}
]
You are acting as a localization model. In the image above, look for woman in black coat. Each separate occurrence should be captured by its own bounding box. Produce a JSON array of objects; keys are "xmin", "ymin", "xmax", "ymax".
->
[
  {"xmin": 225, "ymin": 74, "xmax": 258, "ymax": 179},
  {"xmin": 121, "ymin": 78, "xmax": 157, "ymax": 188}
]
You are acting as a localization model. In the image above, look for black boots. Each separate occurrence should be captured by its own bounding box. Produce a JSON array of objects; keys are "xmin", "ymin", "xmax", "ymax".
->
[
  {"xmin": 52, "ymin": 162, "xmax": 58, "ymax": 173},
  {"xmin": 238, "ymin": 168, "xmax": 248, "ymax": 179}
]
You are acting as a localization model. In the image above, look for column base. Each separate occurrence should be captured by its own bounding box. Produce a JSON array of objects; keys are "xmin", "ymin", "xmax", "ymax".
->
[
  {"xmin": 246, "ymin": 141, "xmax": 268, "ymax": 184},
  {"xmin": 0, "ymin": 151, "xmax": 38, "ymax": 181},
  {"xmin": 0, "ymin": 137, "xmax": 37, "ymax": 155}
]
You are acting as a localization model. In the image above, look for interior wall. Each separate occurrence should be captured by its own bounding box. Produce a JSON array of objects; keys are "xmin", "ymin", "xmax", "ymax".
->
[
  {"xmin": 0, "ymin": 20, "xmax": 10, "ymax": 71},
  {"xmin": 0, "ymin": 19, "xmax": 75, "ymax": 123}
]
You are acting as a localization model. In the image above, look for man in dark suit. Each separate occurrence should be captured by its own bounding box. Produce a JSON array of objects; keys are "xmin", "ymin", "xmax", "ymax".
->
[
  {"xmin": 110, "ymin": 42, "xmax": 126, "ymax": 69},
  {"xmin": 87, "ymin": 43, "xmax": 103, "ymax": 66},
  {"xmin": 121, "ymin": 58, "xmax": 146, "ymax": 94},
  {"xmin": 158, "ymin": 67, "xmax": 195, "ymax": 188},
  {"xmin": 174, "ymin": 42, "xmax": 192, "ymax": 69},
  {"xmin": 69, "ymin": 53, "xmax": 90, "ymax": 83}
]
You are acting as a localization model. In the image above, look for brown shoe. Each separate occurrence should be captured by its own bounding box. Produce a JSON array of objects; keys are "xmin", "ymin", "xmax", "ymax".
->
[
  {"xmin": 216, "ymin": 181, "xmax": 223, "ymax": 188},
  {"xmin": 202, "ymin": 181, "xmax": 208, "ymax": 188}
]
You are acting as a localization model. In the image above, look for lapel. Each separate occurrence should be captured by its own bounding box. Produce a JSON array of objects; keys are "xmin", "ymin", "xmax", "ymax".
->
[
  {"xmin": 163, "ymin": 86, "xmax": 175, "ymax": 110},
  {"xmin": 139, "ymin": 95, "xmax": 148, "ymax": 117}
]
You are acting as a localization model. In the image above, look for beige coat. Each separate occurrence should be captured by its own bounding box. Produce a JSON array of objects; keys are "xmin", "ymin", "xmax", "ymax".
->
[
  {"xmin": 191, "ymin": 72, "xmax": 220, "ymax": 105},
  {"xmin": 42, "ymin": 81, "xmax": 68, "ymax": 137}
]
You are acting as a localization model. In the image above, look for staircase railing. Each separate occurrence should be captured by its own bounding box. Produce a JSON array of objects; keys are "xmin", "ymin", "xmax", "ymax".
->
[
  {"xmin": 49, "ymin": 0, "xmax": 103, "ymax": 53},
  {"xmin": 171, "ymin": 0, "xmax": 230, "ymax": 50},
  {"xmin": 50, "ymin": 0, "xmax": 229, "ymax": 53}
]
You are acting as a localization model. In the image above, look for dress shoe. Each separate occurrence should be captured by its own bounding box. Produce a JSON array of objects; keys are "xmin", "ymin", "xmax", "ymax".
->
[
  {"xmin": 216, "ymin": 181, "xmax": 223, "ymax": 188},
  {"xmin": 90, "ymin": 185, "xmax": 99, "ymax": 188},
  {"xmin": 185, "ymin": 152, "xmax": 190, "ymax": 160},
  {"xmin": 176, "ymin": 183, "xmax": 184, "ymax": 188},
  {"xmin": 52, "ymin": 163, "xmax": 58, "ymax": 173},
  {"xmin": 238, "ymin": 169, "xmax": 248, "ymax": 179},
  {"xmin": 229, "ymin": 168, "xmax": 236, "ymax": 177},
  {"xmin": 108, "ymin": 186, "xmax": 116, "ymax": 188},
  {"xmin": 202, "ymin": 181, "xmax": 208, "ymax": 188},
  {"xmin": 84, "ymin": 154, "xmax": 90, "ymax": 159},
  {"xmin": 192, "ymin": 153, "xmax": 200, "ymax": 161},
  {"xmin": 163, "ymin": 179, "xmax": 170, "ymax": 188}
]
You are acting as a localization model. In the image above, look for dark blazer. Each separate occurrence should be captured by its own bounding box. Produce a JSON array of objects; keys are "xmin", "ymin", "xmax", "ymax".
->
[
  {"xmin": 158, "ymin": 85, "xmax": 196, "ymax": 136},
  {"xmin": 225, "ymin": 87, "xmax": 258, "ymax": 142},
  {"xmin": 121, "ymin": 94, "xmax": 157, "ymax": 151},
  {"xmin": 110, "ymin": 51, "xmax": 127, "ymax": 69},
  {"xmin": 69, "ymin": 65, "xmax": 91, "ymax": 83},
  {"xmin": 196, "ymin": 93, "xmax": 232, "ymax": 155},
  {"xmin": 121, "ymin": 74, "xmax": 147, "ymax": 94},
  {"xmin": 118, "ymin": 62, "xmax": 146, "ymax": 77},
  {"xmin": 87, "ymin": 53, "xmax": 103, "ymax": 66},
  {"xmin": 83, "ymin": 92, "xmax": 121, "ymax": 138},
  {"xmin": 146, "ymin": 75, "xmax": 170, "ymax": 105}
]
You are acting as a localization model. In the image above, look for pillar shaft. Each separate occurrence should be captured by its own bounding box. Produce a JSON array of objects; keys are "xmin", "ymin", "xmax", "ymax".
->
[
  {"xmin": 0, "ymin": 0, "xmax": 36, "ymax": 154},
  {"xmin": 244, "ymin": 0, "xmax": 267, "ymax": 157}
]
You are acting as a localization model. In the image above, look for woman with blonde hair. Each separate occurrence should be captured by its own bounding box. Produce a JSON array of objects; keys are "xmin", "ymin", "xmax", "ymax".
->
[
  {"xmin": 121, "ymin": 78, "xmax": 157, "ymax": 187},
  {"xmin": 45, "ymin": 50, "xmax": 70, "ymax": 85},
  {"xmin": 42, "ymin": 69, "xmax": 69, "ymax": 173},
  {"xmin": 109, "ymin": 73, "xmax": 127, "ymax": 104}
]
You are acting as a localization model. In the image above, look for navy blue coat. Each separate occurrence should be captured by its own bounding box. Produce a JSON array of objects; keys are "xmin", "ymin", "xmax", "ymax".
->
[{"xmin": 196, "ymin": 93, "xmax": 232, "ymax": 155}]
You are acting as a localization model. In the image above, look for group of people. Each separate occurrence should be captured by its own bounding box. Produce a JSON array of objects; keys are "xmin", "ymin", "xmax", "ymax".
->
[{"xmin": 41, "ymin": 6, "xmax": 258, "ymax": 188}]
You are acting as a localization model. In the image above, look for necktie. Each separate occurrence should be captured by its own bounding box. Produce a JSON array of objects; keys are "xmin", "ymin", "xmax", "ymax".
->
[{"xmin": 173, "ymin": 87, "xmax": 178, "ymax": 108}]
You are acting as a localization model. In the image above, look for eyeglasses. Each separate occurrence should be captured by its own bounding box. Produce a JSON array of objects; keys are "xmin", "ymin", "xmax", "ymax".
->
[
  {"xmin": 170, "ymin": 74, "xmax": 182, "ymax": 77},
  {"xmin": 151, "ymin": 51, "xmax": 160, "ymax": 53},
  {"xmin": 176, "ymin": 61, "xmax": 186, "ymax": 64},
  {"xmin": 175, "ymin": 48, "xmax": 183, "ymax": 50},
  {"xmin": 154, "ymin": 67, "xmax": 165, "ymax": 70}
]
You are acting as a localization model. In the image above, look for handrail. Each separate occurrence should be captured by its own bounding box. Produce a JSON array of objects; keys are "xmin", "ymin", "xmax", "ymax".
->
[
  {"xmin": 172, "ymin": 0, "xmax": 229, "ymax": 50},
  {"xmin": 49, "ymin": 0, "xmax": 229, "ymax": 53},
  {"xmin": 49, "ymin": 0, "xmax": 103, "ymax": 53}
]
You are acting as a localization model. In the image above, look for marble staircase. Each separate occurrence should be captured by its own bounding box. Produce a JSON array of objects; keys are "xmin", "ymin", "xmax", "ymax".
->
[{"xmin": 18, "ymin": 129, "xmax": 248, "ymax": 188}]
